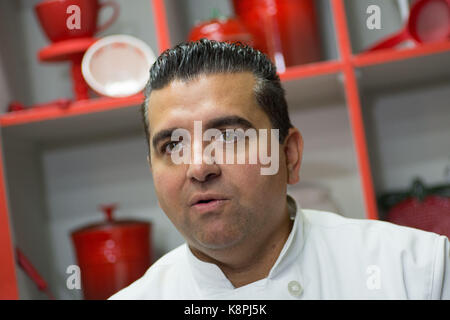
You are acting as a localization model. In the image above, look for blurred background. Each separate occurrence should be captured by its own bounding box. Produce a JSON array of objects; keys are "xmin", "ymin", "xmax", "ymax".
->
[{"xmin": 0, "ymin": 0, "xmax": 449, "ymax": 300}]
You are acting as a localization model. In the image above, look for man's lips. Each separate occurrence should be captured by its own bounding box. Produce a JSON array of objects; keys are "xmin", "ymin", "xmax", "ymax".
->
[
  {"xmin": 188, "ymin": 193, "xmax": 229, "ymax": 213},
  {"xmin": 190, "ymin": 199, "xmax": 229, "ymax": 214},
  {"xmin": 189, "ymin": 194, "xmax": 229, "ymax": 207}
]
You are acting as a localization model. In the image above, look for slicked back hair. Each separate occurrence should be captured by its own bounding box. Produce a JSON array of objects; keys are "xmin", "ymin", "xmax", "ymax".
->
[{"xmin": 141, "ymin": 38, "xmax": 293, "ymax": 154}]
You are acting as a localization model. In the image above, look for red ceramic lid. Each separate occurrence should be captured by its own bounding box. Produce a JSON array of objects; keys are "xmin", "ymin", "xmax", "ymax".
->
[{"xmin": 71, "ymin": 204, "xmax": 150, "ymax": 236}]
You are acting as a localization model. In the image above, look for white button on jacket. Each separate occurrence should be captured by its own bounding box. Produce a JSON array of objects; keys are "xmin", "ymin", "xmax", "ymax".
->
[{"xmin": 109, "ymin": 195, "xmax": 450, "ymax": 299}]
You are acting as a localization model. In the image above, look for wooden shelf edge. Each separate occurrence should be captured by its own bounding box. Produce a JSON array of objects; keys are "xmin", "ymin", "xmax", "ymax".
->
[
  {"xmin": 352, "ymin": 40, "xmax": 450, "ymax": 67},
  {"xmin": 0, "ymin": 94, "xmax": 145, "ymax": 128}
]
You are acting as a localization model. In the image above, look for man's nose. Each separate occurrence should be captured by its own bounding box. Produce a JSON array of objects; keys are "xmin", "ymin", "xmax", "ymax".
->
[
  {"xmin": 187, "ymin": 162, "xmax": 221, "ymax": 182},
  {"xmin": 186, "ymin": 139, "xmax": 221, "ymax": 182}
]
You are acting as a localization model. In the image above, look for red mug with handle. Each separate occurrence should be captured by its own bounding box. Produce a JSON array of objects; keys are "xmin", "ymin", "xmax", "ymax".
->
[
  {"xmin": 35, "ymin": 0, "xmax": 119, "ymax": 43},
  {"xmin": 368, "ymin": 0, "xmax": 450, "ymax": 51}
]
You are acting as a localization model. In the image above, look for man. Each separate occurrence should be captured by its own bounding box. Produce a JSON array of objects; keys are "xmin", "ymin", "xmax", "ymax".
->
[{"xmin": 110, "ymin": 39, "xmax": 449, "ymax": 299}]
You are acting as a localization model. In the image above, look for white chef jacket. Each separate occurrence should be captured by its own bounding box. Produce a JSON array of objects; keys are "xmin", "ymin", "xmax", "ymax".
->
[{"xmin": 109, "ymin": 195, "xmax": 450, "ymax": 299}]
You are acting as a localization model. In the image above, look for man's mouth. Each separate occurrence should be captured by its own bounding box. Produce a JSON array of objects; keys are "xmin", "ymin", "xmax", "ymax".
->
[
  {"xmin": 195, "ymin": 199, "xmax": 216, "ymax": 204},
  {"xmin": 191, "ymin": 199, "xmax": 228, "ymax": 213},
  {"xmin": 189, "ymin": 194, "xmax": 229, "ymax": 212},
  {"xmin": 189, "ymin": 194, "xmax": 228, "ymax": 206}
]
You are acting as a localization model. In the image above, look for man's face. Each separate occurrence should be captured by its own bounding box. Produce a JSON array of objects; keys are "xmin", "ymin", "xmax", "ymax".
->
[{"xmin": 147, "ymin": 72, "xmax": 289, "ymax": 252}]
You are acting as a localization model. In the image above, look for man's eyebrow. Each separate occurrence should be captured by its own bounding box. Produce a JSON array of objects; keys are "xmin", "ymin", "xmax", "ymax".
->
[
  {"xmin": 205, "ymin": 115, "xmax": 256, "ymax": 131},
  {"xmin": 152, "ymin": 127, "xmax": 178, "ymax": 151},
  {"xmin": 151, "ymin": 116, "xmax": 256, "ymax": 151}
]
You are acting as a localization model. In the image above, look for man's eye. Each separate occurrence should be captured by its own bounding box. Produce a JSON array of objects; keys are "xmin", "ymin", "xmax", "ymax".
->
[
  {"xmin": 161, "ymin": 141, "xmax": 182, "ymax": 154},
  {"xmin": 218, "ymin": 130, "xmax": 241, "ymax": 143}
]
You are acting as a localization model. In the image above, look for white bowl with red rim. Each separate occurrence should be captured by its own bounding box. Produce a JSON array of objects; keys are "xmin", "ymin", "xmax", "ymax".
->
[{"xmin": 82, "ymin": 34, "xmax": 156, "ymax": 97}]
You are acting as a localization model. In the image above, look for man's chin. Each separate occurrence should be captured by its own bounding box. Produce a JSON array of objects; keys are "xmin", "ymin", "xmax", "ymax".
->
[
  {"xmin": 198, "ymin": 240, "xmax": 240, "ymax": 251},
  {"xmin": 193, "ymin": 228, "xmax": 245, "ymax": 251}
]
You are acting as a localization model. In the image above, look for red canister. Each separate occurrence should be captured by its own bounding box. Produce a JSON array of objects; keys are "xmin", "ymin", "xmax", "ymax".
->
[
  {"xmin": 232, "ymin": 0, "xmax": 322, "ymax": 70},
  {"xmin": 71, "ymin": 204, "xmax": 152, "ymax": 300},
  {"xmin": 188, "ymin": 16, "xmax": 254, "ymax": 47}
]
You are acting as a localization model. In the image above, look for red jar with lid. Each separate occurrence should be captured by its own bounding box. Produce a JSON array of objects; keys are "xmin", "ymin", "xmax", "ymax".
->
[
  {"xmin": 188, "ymin": 16, "xmax": 254, "ymax": 47},
  {"xmin": 71, "ymin": 204, "xmax": 152, "ymax": 300},
  {"xmin": 232, "ymin": 0, "xmax": 322, "ymax": 70}
]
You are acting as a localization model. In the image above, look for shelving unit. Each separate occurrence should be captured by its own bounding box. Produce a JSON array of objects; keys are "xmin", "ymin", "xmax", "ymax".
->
[{"xmin": 0, "ymin": 0, "xmax": 449, "ymax": 299}]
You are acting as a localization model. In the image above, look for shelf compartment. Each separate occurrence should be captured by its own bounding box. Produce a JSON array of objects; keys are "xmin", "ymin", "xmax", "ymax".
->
[
  {"xmin": 284, "ymin": 72, "xmax": 345, "ymax": 109},
  {"xmin": 288, "ymin": 99, "xmax": 366, "ymax": 220},
  {"xmin": 356, "ymin": 47, "xmax": 450, "ymax": 93},
  {"xmin": 361, "ymin": 81, "xmax": 450, "ymax": 204},
  {"xmin": 343, "ymin": 0, "xmax": 406, "ymax": 54},
  {"xmin": 0, "ymin": 94, "xmax": 144, "ymax": 128},
  {"xmin": 1, "ymin": 98, "xmax": 144, "ymax": 147},
  {"xmin": 161, "ymin": 0, "xmax": 340, "ymax": 65}
]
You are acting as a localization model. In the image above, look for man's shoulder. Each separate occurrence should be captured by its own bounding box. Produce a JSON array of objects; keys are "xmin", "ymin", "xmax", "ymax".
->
[
  {"xmin": 301, "ymin": 208, "xmax": 443, "ymax": 265},
  {"xmin": 300, "ymin": 209, "xmax": 449, "ymax": 299},
  {"xmin": 302, "ymin": 208, "xmax": 441, "ymax": 243},
  {"xmin": 108, "ymin": 243, "xmax": 188, "ymax": 300}
]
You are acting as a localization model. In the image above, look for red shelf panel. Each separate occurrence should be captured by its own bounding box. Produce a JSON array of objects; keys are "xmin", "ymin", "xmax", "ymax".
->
[
  {"xmin": 352, "ymin": 40, "xmax": 450, "ymax": 67},
  {"xmin": 0, "ymin": 60, "xmax": 344, "ymax": 128},
  {"xmin": 0, "ymin": 94, "xmax": 144, "ymax": 128},
  {"xmin": 331, "ymin": 0, "xmax": 379, "ymax": 220},
  {"xmin": 0, "ymin": 139, "xmax": 19, "ymax": 299},
  {"xmin": 279, "ymin": 60, "xmax": 343, "ymax": 81}
]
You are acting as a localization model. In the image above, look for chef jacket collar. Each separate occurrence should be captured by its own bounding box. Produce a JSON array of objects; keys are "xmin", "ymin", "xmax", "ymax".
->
[{"xmin": 185, "ymin": 194, "xmax": 305, "ymax": 294}]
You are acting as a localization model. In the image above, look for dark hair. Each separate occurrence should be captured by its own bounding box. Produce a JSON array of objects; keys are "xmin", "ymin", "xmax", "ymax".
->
[{"xmin": 141, "ymin": 38, "xmax": 293, "ymax": 153}]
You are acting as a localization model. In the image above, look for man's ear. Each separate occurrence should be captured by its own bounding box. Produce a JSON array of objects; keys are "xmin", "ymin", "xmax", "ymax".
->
[{"xmin": 284, "ymin": 128, "xmax": 303, "ymax": 185}]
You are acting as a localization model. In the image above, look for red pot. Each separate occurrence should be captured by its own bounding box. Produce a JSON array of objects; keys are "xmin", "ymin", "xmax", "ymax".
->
[
  {"xmin": 188, "ymin": 17, "xmax": 254, "ymax": 46},
  {"xmin": 71, "ymin": 204, "xmax": 152, "ymax": 300},
  {"xmin": 232, "ymin": 0, "xmax": 322, "ymax": 70}
]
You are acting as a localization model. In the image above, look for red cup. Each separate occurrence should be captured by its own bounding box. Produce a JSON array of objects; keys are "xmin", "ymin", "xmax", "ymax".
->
[
  {"xmin": 35, "ymin": 0, "xmax": 119, "ymax": 43},
  {"xmin": 368, "ymin": 0, "xmax": 450, "ymax": 51}
]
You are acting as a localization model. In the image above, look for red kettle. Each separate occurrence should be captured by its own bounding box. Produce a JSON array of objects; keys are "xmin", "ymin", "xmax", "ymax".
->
[{"xmin": 71, "ymin": 204, "xmax": 152, "ymax": 300}]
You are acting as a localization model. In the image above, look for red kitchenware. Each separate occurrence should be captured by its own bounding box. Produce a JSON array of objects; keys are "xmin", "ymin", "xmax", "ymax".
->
[
  {"xmin": 232, "ymin": 0, "xmax": 322, "ymax": 71},
  {"xmin": 386, "ymin": 195, "xmax": 450, "ymax": 238},
  {"xmin": 37, "ymin": 37, "xmax": 98, "ymax": 101},
  {"xmin": 34, "ymin": 0, "xmax": 120, "ymax": 101},
  {"xmin": 16, "ymin": 248, "xmax": 55, "ymax": 300},
  {"xmin": 379, "ymin": 179, "xmax": 450, "ymax": 239},
  {"xmin": 71, "ymin": 204, "xmax": 152, "ymax": 300},
  {"xmin": 35, "ymin": 0, "xmax": 119, "ymax": 43},
  {"xmin": 81, "ymin": 35, "xmax": 156, "ymax": 98},
  {"xmin": 188, "ymin": 10, "xmax": 254, "ymax": 46},
  {"xmin": 367, "ymin": 0, "xmax": 450, "ymax": 51}
]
